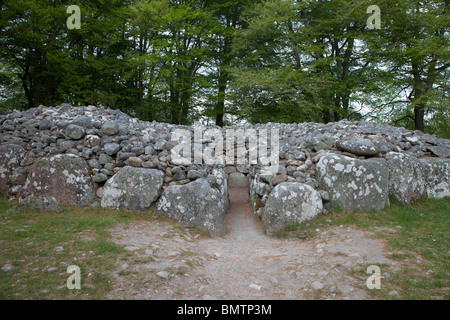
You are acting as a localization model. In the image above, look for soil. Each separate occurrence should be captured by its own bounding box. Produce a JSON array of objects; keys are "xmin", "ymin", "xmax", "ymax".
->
[{"xmin": 107, "ymin": 187, "xmax": 399, "ymax": 300}]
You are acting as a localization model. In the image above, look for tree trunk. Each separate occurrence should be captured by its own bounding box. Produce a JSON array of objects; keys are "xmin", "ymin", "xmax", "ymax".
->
[
  {"xmin": 414, "ymin": 105, "xmax": 425, "ymax": 132},
  {"xmin": 215, "ymin": 79, "xmax": 227, "ymax": 127},
  {"xmin": 411, "ymin": 60, "xmax": 425, "ymax": 132},
  {"xmin": 170, "ymin": 86, "xmax": 180, "ymax": 125}
]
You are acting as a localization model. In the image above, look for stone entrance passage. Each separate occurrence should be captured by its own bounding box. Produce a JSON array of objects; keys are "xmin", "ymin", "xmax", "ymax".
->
[
  {"xmin": 1, "ymin": 104, "xmax": 449, "ymax": 237},
  {"xmin": 226, "ymin": 187, "xmax": 263, "ymax": 239}
]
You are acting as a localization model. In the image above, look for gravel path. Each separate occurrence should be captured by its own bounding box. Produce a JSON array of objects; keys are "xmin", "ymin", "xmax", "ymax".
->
[{"xmin": 107, "ymin": 188, "xmax": 398, "ymax": 300}]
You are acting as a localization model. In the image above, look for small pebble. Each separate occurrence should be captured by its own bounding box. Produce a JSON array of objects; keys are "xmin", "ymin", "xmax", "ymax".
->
[
  {"xmin": 157, "ymin": 271, "xmax": 170, "ymax": 279},
  {"xmin": 389, "ymin": 290, "xmax": 399, "ymax": 297},
  {"xmin": 249, "ymin": 284, "xmax": 261, "ymax": 291},
  {"xmin": 1, "ymin": 264, "xmax": 14, "ymax": 272},
  {"xmin": 311, "ymin": 281, "xmax": 324, "ymax": 290}
]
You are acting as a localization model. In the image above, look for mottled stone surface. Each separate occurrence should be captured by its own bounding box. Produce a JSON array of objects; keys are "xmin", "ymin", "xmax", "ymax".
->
[
  {"xmin": 65, "ymin": 124, "xmax": 85, "ymax": 140},
  {"xmin": 336, "ymin": 137, "xmax": 379, "ymax": 156},
  {"xmin": 227, "ymin": 172, "xmax": 248, "ymax": 188},
  {"xmin": 23, "ymin": 154, "xmax": 94, "ymax": 206},
  {"xmin": 1, "ymin": 104, "xmax": 449, "ymax": 228},
  {"xmin": 262, "ymin": 182, "xmax": 323, "ymax": 236},
  {"xmin": 101, "ymin": 166, "xmax": 164, "ymax": 210},
  {"xmin": 421, "ymin": 158, "xmax": 450, "ymax": 199},
  {"xmin": 316, "ymin": 153, "xmax": 389, "ymax": 212},
  {"xmin": 0, "ymin": 144, "xmax": 26, "ymax": 196},
  {"xmin": 19, "ymin": 195, "xmax": 62, "ymax": 212},
  {"xmin": 385, "ymin": 152, "xmax": 425, "ymax": 204},
  {"xmin": 156, "ymin": 178, "xmax": 228, "ymax": 236}
]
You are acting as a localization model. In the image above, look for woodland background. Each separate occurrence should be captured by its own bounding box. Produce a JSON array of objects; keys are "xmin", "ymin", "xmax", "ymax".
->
[{"xmin": 1, "ymin": 0, "xmax": 448, "ymax": 137}]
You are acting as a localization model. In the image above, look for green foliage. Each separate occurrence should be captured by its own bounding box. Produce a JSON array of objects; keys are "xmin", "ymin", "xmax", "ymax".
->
[
  {"xmin": 361, "ymin": 0, "xmax": 449, "ymax": 134},
  {"xmin": 0, "ymin": 0, "xmax": 448, "ymax": 134}
]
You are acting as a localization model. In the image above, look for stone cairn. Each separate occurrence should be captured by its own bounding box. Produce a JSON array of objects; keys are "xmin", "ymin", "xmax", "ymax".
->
[{"xmin": 0, "ymin": 104, "xmax": 449, "ymax": 236}]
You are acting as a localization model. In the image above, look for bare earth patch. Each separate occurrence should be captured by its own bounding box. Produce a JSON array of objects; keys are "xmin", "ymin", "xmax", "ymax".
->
[{"xmin": 107, "ymin": 188, "xmax": 399, "ymax": 300}]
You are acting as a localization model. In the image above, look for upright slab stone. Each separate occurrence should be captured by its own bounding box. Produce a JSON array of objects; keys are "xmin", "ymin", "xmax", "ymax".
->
[
  {"xmin": 385, "ymin": 152, "xmax": 425, "ymax": 204},
  {"xmin": 421, "ymin": 158, "xmax": 450, "ymax": 199},
  {"xmin": 0, "ymin": 144, "xmax": 26, "ymax": 197},
  {"xmin": 316, "ymin": 153, "xmax": 389, "ymax": 212},
  {"xmin": 212, "ymin": 169, "xmax": 230, "ymax": 212},
  {"xmin": 23, "ymin": 154, "xmax": 94, "ymax": 206},
  {"xmin": 101, "ymin": 166, "xmax": 164, "ymax": 210},
  {"xmin": 261, "ymin": 182, "xmax": 323, "ymax": 236},
  {"xmin": 156, "ymin": 178, "xmax": 227, "ymax": 236}
]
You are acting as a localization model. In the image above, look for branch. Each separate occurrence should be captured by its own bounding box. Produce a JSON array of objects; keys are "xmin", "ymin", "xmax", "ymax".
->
[{"xmin": 393, "ymin": 114, "xmax": 414, "ymax": 125}]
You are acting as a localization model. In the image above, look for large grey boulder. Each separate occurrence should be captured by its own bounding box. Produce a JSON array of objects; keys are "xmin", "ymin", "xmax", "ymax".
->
[
  {"xmin": 336, "ymin": 137, "xmax": 380, "ymax": 156},
  {"xmin": 385, "ymin": 152, "xmax": 425, "ymax": 204},
  {"xmin": 0, "ymin": 144, "xmax": 26, "ymax": 197},
  {"xmin": 101, "ymin": 166, "xmax": 164, "ymax": 210},
  {"xmin": 316, "ymin": 153, "xmax": 389, "ymax": 212},
  {"xmin": 421, "ymin": 158, "xmax": 450, "ymax": 199},
  {"xmin": 227, "ymin": 172, "xmax": 248, "ymax": 188},
  {"xmin": 261, "ymin": 182, "xmax": 323, "ymax": 236},
  {"xmin": 156, "ymin": 178, "xmax": 228, "ymax": 236},
  {"xmin": 23, "ymin": 154, "xmax": 94, "ymax": 206}
]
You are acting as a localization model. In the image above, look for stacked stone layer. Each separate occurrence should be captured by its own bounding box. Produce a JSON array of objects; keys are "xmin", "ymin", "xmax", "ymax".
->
[{"xmin": 1, "ymin": 104, "xmax": 449, "ymax": 235}]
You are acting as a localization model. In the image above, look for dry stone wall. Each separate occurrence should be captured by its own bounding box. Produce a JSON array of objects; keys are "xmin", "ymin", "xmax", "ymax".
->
[{"xmin": 0, "ymin": 104, "xmax": 449, "ymax": 236}]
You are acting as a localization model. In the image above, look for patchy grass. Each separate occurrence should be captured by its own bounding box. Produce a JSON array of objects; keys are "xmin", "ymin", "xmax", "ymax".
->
[
  {"xmin": 352, "ymin": 197, "xmax": 450, "ymax": 300},
  {"xmin": 0, "ymin": 198, "xmax": 161, "ymax": 300},
  {"xmin": 278, "ymin": 196, "xmax": 450, "ymax": 300}
]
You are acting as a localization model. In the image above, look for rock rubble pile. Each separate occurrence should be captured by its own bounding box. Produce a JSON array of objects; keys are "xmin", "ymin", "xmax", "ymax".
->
[{"xmin": 1, "ymin": 104, "xmax": 449, "ymax": 235}]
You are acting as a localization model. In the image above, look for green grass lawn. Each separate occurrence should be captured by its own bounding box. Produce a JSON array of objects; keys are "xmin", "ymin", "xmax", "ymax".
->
[{"xmin": 0, "ymin": 201, "xmax": 156, "ymax": 300}]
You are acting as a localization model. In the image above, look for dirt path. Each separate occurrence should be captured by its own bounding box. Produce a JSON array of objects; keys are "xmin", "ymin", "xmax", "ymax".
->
[{"xmin": 108, "ymin": 187, "xmax": 398, "ymax": 300}]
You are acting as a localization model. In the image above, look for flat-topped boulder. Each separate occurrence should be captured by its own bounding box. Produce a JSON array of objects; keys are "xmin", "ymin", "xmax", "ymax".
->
[
  {"xmin": 385, "ymin": 152, "xmax": 425, "ymax": 204},
  {"xmin": 22, "ymin": 154, "xmax": 94, "ymax": 206},
  {"xmin": 336, "ymin": 137, "xmax": 380, "ymax": 156},
  {"xmin": 156, "ymin": 176, "xmax": 228, "ymax": 236},
  {"xmin": 101, "ymin": 166, "xmax": 164, "ymax": 210},
  {"xmin": 261, "ymin": 182, "xmax": 323, "ymax": 235},
  {"xmin": 316, "ymin": 153, "xmax": 389, "ymax": 212}
]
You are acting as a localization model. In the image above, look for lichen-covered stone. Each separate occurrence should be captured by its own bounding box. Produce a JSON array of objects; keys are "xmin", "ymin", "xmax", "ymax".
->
[
  {"xmin": 212, "ymin": 169, "xmax": 230, "ymax": 212},
  {"xmin": 420, "ymin": 158, "xmax": 450, "ymax": 199},
  {"xmin": 336, "ymin": 137, "xmax": 379, "ymax": 156},
  {"xmin": 0, "ymin": 144, "xmax": 26, "ymax": 197},
  {"xmin": 19, "ymin": 195, "xmax": 62, "ymax": 212},
  {"xmin": 227, "ymin": 172, "xmax": 248, "ymax": 188},
  {"xmin": 101, "ymin": 121, "xmax": 120, "ymax": 136},
  {"xmin": 261, "ymin": 182, "xmax": 323, "ymax": 235},
  {"xmin": 101, "ymin": 166, "xmax": 164, "ymax": 210},
  {"xmin": 84, "ymin": 135, "xmax": 101, "ymax": 148},
  {"xmin": 156, "ymin": 178, "xmax": 228, "ymax": 236},
  {"xmin": 316, "ymin": 153, "xmax": 389, "ymax": 212},
  {"xmin": 23, "ymin": 154, "xmax": 94, "ymax": 206},
  {"xmin": 385, "ymin": 152, "xmax": 425, "ymax": 204},
  {"xmin": 104, "ymin": 143, "xmax": 120, "ymax": 156},
  {"xmin": 65, "ymin": 124, "xmax": 85, "ymax": 140},
  {"xmin": 1, "ymin": 104, "xmax": 450, "ymax": 224}
]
